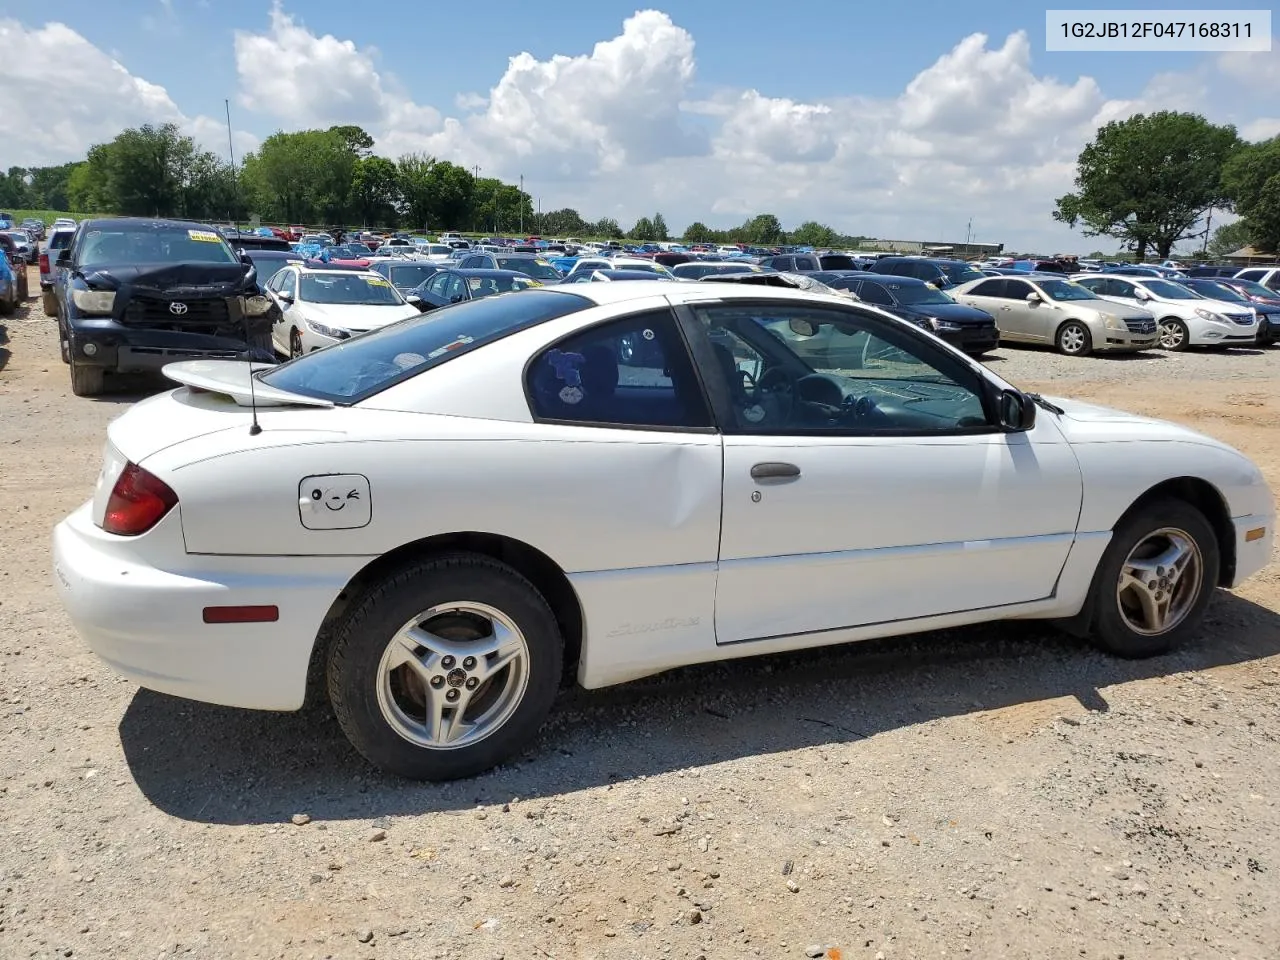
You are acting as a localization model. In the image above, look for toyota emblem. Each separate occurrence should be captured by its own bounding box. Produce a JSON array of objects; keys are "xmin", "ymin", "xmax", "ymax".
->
[{"xmin": 169, "ymin": 301, "xmax": 189, "ymax": 316}]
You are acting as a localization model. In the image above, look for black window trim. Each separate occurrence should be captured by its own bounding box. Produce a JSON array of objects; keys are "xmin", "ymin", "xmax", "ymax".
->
[
  {"xmin": 521, "ymin": 306, "xmax": 719, "ymax": 434},
  {"xmin": 671, "ymin": 298, "xmax": 1001, "ymax": 438}
]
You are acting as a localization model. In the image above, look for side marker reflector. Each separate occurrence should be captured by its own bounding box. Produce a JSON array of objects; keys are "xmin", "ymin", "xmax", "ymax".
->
[
  {"xmin": 1244, "ymin": 527, "xmax": 1266, "ymax": 543},
  {"xmin": 203, "ymin": 605, "xmax": 280, "ymax": 624}
]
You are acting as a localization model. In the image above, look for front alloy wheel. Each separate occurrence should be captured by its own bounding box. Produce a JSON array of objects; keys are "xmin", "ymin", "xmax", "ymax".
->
[
  {"xmin": 1056, "ymin": 321, "xmax": 1091, "ymax": 356},
  {"xmin": 289, "ymin": 328, "xmax": 304, "ymax": 359},
  {"xmin": 1116, "ymin": 528, "xmax": 1203, "ymax": 636},
  {"xmin": 1158, "ymin": 318, "xmax": 1189, "ymax": 351},
  {"xmin": 1088, "ymin": 498, "xmax": 1218, "ymax": 658}
]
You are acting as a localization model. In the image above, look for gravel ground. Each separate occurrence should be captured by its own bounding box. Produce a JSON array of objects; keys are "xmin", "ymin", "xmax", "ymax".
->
[{"xmin": 2, "ymin": 270, "xmax": 1279, "ymax": 960}]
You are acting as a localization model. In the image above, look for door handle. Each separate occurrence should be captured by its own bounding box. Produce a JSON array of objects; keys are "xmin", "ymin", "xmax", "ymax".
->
[{"xmin": 750, "ymin": 461, "xmax": 801, "ymax": 481}]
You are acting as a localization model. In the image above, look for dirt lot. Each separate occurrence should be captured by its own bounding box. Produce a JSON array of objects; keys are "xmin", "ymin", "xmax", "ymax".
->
[{"xmin": 1, "ymin": 268, "xmax": 1278, "ymax": 960}]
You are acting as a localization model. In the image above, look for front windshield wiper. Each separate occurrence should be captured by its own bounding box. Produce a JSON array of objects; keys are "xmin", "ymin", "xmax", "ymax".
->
[{"xmin": 1025, "ymin": 392, "xmax": 1064, "ymax": 415}]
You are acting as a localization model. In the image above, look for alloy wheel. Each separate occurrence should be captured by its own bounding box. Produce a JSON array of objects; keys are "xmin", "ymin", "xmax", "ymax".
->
[
  {"xmin": 1116, "ymin": 527, "xmax": 1203, "ymax": 636},
  {"xmin": 1159, "ymin": 320, "xmax": 1186, "ymax": 350},
  {"xmin": 376, "ymin": 602, "xmax": 530, "ymax": 750}
]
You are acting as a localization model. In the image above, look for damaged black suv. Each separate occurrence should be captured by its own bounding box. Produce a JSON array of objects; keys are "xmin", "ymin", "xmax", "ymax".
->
[{"xmin": 54, "ymin": 217, "xmax": 280, "ymax": 396}]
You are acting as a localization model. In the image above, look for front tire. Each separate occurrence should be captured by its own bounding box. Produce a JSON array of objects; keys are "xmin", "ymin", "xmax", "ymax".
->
[
  {"xmin": 289, "ymin": 328, "xmax": 304, "ymax": 359},
  {"xmin": 1158, "ymin": 317, "xmax": 1190, "ymax": 351},
  {"xmin": 1088, "ymin": 498, "xmax": 1219, "ymax": 658},
  {"xmin": 327, "ymin": 554, "xmax": 564, "ymax": 780},
  {"xmin": 1056, "ymin": 320, "xmax": 1092, "ymax": 356},
  {"xmin": 69, "ymin": 354, "xmax": 104, "ymax": 397}
]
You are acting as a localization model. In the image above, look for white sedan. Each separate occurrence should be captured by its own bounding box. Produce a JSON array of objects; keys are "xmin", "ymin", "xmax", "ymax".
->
[
  {"xmin": 265, "ymin": 264, "xmax": 423, "ymax": 358},
  {"xmin": 1072, "ymin": 274, "xmax": 1259, "ymax": 350},
  {"xmin": 52, "ymin": 282, "xmax": 1274, "ymax": 780}
]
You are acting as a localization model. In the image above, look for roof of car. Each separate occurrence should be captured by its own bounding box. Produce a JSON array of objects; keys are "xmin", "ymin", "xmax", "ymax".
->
[
  {"xmin": 82, "ymin": 216, "xmax": 218, "ymax": 231},
  {"xmin": 245, "ymin": 249, "xmax": 304, "ymax": 260},
  {"xmin": 561, "ymin": 278, "xmax": 854, "ymax": 308},
  {"xmin": 445, "ymin": 268, "xmax": 532, "ymax": 278},
  {"xmin": 293, "ymin": 264, "xmax": 381, "ymax": 277}
]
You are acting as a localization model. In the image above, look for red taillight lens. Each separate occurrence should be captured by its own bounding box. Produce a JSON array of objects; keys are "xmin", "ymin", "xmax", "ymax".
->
[
  {"xmin": 103, "ymin": 463, "xmax": 178, "ymax": 536},
  {"xmin": 39, "ymin": 253, "xmax": 49, "ymax": 273}
]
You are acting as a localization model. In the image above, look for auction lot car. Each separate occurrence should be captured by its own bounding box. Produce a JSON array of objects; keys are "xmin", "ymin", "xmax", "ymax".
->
[
  {"xmin": 952, "ymin": 274, "xmax": 1157, "ymax": 355},
  {"xmin": 1072, "ymin": 274, "xmax": 1258, "ymax": 350},
  {"xmin": 52, "ymin": 282, "xmax": 1274, "ymax": 780},
  {"xmin": 53, "ymin": 217, "xmax": 280, "ymax": 395},
  {"xmin": 263, "ymin": 263, "xmax": 422, "ymax": 357}
]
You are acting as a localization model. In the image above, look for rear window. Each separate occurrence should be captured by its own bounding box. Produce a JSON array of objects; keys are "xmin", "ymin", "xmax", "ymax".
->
[
  {"xmin": 260, "ymin": 289, "xmax": 593, "ymax": 404},
  {"xmin": 49, "ymin": 231, "xmax": 75, "ymax": 250}
]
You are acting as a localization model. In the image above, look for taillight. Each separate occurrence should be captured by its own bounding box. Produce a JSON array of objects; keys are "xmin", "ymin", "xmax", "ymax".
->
[
  {"xmin": 39, "ymin": 253, "xmax": 49, "ymax": 273},
  {"xmin": 103, "ymin": 463, "xmax": 178, "ymax": 536}
]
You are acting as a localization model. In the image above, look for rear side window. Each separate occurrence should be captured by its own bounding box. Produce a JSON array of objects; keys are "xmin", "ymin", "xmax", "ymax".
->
[
  {"xmin": 526, "ymin": 310, "xmax": 712, "ymax": 430},
  {"xmin": 261, "ymin": 289, "xmax": 593, "ymax": 403},
  {"xmin": 966, "ymin": 279, "xmax": 1006, "ymax": 298},
  {"xmin": 49, "ymin": 231, "xmax": 75, "ymax": 251}
]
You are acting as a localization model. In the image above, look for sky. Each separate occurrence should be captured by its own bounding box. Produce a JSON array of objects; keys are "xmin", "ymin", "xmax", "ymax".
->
[{"xmin": 0, "ymin": 0, "xmax": 1277, "ymax": 253}]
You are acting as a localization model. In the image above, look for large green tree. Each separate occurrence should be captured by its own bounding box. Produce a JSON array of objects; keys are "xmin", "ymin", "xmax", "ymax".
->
[
  {"xmin": 740, "ymin": 213, "xmax": 783, "ymax": 245},
  {"xmin": 1222, "ymin": 135, "xmax": 1280, "ymax": 253},
  {"xmin": 1053, "ymin": 111, "xmax": 1241, "ymax": 260},
  {"xmin": 790, "ymin": 220, "xmax": 840, "ymax": 247},
  {"xmin": 629, "ymin": 216, "xmax": 656, "ymax": 241},
  {"xmin": 350, "ymin": 155, "xmax": 400, "ymax": 226}
]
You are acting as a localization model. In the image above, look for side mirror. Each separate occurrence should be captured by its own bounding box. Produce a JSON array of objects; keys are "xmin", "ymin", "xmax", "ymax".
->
[
  {"xmin": 997, "ymin": 389, "xmax": 1036, "ymax": 432},
  {"xmin": 240, "ymin": 253, "xmax": 253, "ymax": 266},
  {"xmin": 57, "ymin": 248, "xmax": 72, "ymax": 265},
  {"xmin": 1135, "ymin": 289, "xmax": 1151, "ymax": 301},
  {"xmin": 1025, "ymin": 291, "xmax": 1041, "ymax": 303},
  {"xmin": 406, "ymin": 294, "xmax": 422, "ymax": 304},
  {"xmin": 788, "ymin": 318, "xmax": 818, "ymax": 337},
  {"xmin": 450, "ymin": 294, "xmax": 464, "ymax": 303}
]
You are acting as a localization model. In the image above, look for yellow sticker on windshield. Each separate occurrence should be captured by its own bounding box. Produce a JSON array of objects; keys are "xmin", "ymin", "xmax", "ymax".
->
[
  {"xmin": 188, "ymin": 229, "xmax": 221, "ymax": 242},
  {"xmin": 535, "ymin": 259, "xmax": 550, "ymax": 265},
  {"xmin": 365, "ymin": 277, "xmax": 391, "ymax": 287}
]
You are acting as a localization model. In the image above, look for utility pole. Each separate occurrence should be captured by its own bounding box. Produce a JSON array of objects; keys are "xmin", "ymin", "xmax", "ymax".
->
[
  {"xmin": 1202, "ymin": 207, "xmax": 1213, "ymax": 257},
  {"xmin": 224, "ymin": 99, "xmax": 239, "ymax": 229},
  {"xmin": 519, "ymin": 174, "xmax": 524, "ymax": 235},
  {"xmin": 965, "ymin": 218, "xmax": 972, "ymax": 249}
]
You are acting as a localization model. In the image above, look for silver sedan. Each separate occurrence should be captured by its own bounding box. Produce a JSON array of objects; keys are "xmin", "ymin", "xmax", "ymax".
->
[{"xmin": 951, "ymin": 274, "xmax": 1157, "ymax": 356}]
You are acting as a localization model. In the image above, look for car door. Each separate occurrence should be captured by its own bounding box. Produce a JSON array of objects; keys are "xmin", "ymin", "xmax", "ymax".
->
[
  {"xmin": 997, "ymin": 278, "xmax": 1048, "ymax": 340},
  {"xmin": 678, "ymin": 299, "xmax": 1082, "ymax": 645},
  {"xmin": 955, "ymin": 278, "xmax": 1012, "ymax": 337},
  {"xmin": 269, "ymin": 269, "xmax": 299, "ymax": 352}
]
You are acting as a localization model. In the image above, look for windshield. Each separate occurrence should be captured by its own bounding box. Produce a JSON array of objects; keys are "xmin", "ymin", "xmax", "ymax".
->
[
  {"xmin": 387, "ymin": 264, "xmax": 440, "ymax": 288},
  {"xmin": 260, "ymin": 289, "xmax": 593, "ymax": 403},
  {"xmin": 890, "ymin": 284, "xmax": 955, "ymax": 305},
  {"xmin": 1036, "ymin": 278, "xmax": 1097, "ymax": 301},
  {"xmin": 300, "ymin": 273, "xmax": 405, "ymax": 305},
  {"xmin": 1229, "ymin": 278, "xmax": 1277, "ymax": 298},
  {"xmin": 78, "ymin": 225, "xmax": 239, "ymax": 266},
  {"xmin": 496, "ymin": 257, "xmax": 562, "ymax": 280},
  {"xmin": 1188, "ymin": 281, "xmax": 1248, "ymax": 303},
  {"xmin": 941, "ymin": 262, "xmax": 984, "ymax": 283},
  {"xmin": 1142, "ymin": 279, "xmax": 1200, "ymax": 300}
]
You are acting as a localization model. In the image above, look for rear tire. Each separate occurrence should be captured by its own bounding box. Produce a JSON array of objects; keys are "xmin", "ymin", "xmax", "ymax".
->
[
  {"xmin": 1087, "ymin": 498, "xmax": 1219, "ymax": 658},
  {"xmin": 1055, "ymin": 320, "xmax": 1092, "ymax": 356},
  {"xmin": 327, "ymin": 553, "xmax": 564, "ymax": 780},
  {"xmin": 69, "ymin": 354, "xmax": 105, "ymax": 397},
  {"xmin": 42, "ymin": 291, "xmax": 58, "ymax": 317}
]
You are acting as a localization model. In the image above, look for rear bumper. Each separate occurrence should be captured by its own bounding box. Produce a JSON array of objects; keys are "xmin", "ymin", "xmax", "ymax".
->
[{"xmin": 52, "ymin": 503, "xmax": 362, "ymax": 711}]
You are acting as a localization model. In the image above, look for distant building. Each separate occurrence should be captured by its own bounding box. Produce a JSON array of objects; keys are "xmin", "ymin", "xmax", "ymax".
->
[
  {"xmin": 865, "ymin": 239, "xmax": 1004, "ymax": 258},
  {"xmin": 1225, "ymin": 245, "xmax": 1277, "ymax": 264}
]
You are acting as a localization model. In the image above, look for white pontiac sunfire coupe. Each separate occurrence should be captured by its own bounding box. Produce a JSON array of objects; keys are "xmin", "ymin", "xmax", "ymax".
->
[{"xmin": 53, "ymin": 281, "xmax": 1275, "ymax": 780}]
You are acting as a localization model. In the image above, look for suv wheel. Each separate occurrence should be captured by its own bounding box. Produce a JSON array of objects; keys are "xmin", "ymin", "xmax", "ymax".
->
[{"xmin": 69, "ymin": 353, "xmax": 104, "ymax": 396}]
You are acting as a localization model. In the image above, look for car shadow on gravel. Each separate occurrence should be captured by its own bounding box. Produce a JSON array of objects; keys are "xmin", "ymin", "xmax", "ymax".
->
[{"xmin": 120, "ymin": 591, "xmax": 1280, "ymax": 825}]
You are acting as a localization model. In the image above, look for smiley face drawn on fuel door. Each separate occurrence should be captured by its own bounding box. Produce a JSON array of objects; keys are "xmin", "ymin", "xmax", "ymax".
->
[{"xmin": 298, "ymin": 474, "xmax": 372, "ymax": 529}]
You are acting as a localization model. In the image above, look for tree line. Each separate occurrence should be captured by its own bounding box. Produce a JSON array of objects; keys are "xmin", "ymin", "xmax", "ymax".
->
[
  {"xmin": 0, "ymin": 123, "xmax": 871, "ymax": 247},
  {"xmin": 1054, "ymin": 110, "xmax": 1280, "ymax": 260}
]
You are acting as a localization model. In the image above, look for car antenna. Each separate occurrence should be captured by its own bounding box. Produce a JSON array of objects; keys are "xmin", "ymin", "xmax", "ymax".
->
[{"xmin": 247, "ymin": 356, "xmax": 262, "ymax": 436}]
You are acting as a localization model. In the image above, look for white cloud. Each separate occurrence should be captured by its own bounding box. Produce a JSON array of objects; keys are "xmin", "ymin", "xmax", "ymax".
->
[
  {"xmin": 0, "ymin": 18, "xmax": 255, "ymax": 167},
  {"xmin": 1242, "ymin": 118, "xmax": 1280, "ymax": 141},
  {"xmin": 232, "ymin": 3, "xmax": 440, "ymax": 134},
  {"xmin": 6, "ymin": 8, "xmax": 1279, "ymax": 253}
]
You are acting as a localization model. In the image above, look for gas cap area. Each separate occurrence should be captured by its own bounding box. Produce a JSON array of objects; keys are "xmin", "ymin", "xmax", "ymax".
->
[{"xmin": 298, "ymin": 474, "xmax": 372, "ymax": 529}]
